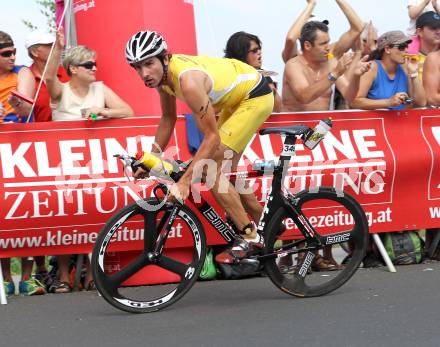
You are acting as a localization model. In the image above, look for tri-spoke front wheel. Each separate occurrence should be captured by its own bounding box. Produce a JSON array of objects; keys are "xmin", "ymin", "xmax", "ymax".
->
[{"xmin": 92, "ymin": 199, "xmax": 206, "ymax": 313}]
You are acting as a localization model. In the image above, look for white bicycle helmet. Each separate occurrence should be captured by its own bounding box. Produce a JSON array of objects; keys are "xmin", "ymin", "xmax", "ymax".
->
[{"xmin": 125, "ymin": 30, "xmax": 168, "ymax": 64}]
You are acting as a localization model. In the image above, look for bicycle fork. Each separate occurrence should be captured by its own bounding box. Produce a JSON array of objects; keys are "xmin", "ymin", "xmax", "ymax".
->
[{"xmin": 145, "ymin": 203, "xmax": 182, "ymax": 262}]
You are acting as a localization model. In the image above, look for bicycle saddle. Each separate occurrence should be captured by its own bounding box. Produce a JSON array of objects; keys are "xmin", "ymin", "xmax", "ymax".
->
[{"xmin": 259, "ymin": 124, "xmax": 309, "ymax": 136}]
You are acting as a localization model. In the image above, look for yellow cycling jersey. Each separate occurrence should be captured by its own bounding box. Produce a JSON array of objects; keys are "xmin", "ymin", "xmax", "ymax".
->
[{"xmin": 162, "ymin": 54, "xmax": 260, "ymax": 110}]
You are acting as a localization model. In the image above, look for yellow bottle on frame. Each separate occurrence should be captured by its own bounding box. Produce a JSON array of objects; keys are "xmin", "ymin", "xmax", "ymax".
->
[{"xmin": 137, "ymin": 151, "xmax": 174, "ymax": 175}]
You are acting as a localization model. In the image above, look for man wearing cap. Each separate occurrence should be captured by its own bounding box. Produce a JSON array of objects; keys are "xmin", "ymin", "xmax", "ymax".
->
[
  {"xmin": 412, "ymin": 11, "xmax": 440, "ymax": 79},
  {"xmin": 0, "ymin": 31, "xmax": 35, "ymax": 123},
  {"xmin": 282, "ymin": 0, "xmax": 369, "ymax": 112},
  {"xmin": 26, "ymin": 30, "xmax": 69, "ymax": 122},
  {"xmin": 351, "ymin": 30, "xmax": 426, "ymax": 110}
]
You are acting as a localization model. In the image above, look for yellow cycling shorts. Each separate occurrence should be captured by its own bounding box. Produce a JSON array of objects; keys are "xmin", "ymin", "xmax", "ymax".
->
[{"xmin": 217, "ymin": 92, "xmax": 274, "ymax": 153}]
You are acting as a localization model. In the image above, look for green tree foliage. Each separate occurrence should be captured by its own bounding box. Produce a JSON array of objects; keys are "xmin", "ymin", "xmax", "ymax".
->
[{"xmin": 22, "ymin": 0, "xmax": 56, "ymax": 32}]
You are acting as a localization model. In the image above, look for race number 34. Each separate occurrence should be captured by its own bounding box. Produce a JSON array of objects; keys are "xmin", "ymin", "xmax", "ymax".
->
[{"xmin": 281, "ymin": 144, "xmax": 295, "ymax": 156}]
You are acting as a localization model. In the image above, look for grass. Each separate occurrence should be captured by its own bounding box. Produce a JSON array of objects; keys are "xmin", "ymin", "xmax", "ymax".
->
[{"xmin": 10, "ymin": 257, "xmax": 52, "ymax": 276}]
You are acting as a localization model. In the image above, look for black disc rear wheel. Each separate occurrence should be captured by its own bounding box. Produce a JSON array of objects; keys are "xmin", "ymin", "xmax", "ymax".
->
[{"xmin": 264, "ymin": 187, "xmax": 368, "ymax": 297}]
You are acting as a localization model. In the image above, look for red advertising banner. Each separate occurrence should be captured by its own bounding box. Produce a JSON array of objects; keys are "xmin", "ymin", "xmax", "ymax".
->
[
  {"xmin": 1, "ymin": 109, "xmax": 440, "ymax": 258},
  {"xmin": 73, "ymin": 0, "xmax": 197, "ymax": 116}
]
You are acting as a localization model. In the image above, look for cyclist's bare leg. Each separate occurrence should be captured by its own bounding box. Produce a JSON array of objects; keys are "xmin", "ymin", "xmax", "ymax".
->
[
  {"xmin": 208, "ymin": 143, "xmax": 258, "ymax": 239},
  {"xmin": 230, "ymin": 151, "xmax": 262, "ymax": 223}
]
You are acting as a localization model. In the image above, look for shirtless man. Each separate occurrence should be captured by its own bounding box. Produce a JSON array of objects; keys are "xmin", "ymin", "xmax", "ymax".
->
[
  {"xmin": 282, "ymin": 0, "xmax": 367, "ymax": 112},
  {"xmin": 424, "ymin": 50, "xmax": 440, "ymax": 105}
]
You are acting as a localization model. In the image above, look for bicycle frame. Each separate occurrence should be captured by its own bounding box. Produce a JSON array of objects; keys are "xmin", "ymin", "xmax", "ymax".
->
[{"xmin": 150, "ymin": 132, "xmax": 324, "ymax": 261}]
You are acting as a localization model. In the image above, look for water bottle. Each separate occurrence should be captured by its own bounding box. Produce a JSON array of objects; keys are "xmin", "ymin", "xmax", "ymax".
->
[
  {"xmin": 135, "ymin": 151, "xmax": 174, "ymax": 175},
  {"xmin": 252, "ymin": 159, "xmax": 275, "ymax": 172},
  {"xmin": 304, "ymin": 118, "xmax": 332, "ymax": 150}
]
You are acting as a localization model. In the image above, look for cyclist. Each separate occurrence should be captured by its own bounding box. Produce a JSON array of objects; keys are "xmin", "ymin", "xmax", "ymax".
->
[{"xmin": 125, "ymin": 30, "xmax": 274, "ymax": 263}]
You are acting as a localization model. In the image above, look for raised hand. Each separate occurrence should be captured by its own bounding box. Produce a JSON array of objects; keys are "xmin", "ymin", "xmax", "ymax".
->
[
  {"xmin": 404, "ymin": 56, "xmax": 419, "ymax": 76},
  {"xmin": 332, "ymin": 52, "xmax": 353, "ymax": 77},
  {"xmin": 55, "ymin": 27, "xmax": 65, "ymax": 50},
  {"xmin": 353, "ymin": 53, "xmax": 372, "ymax": 76}
]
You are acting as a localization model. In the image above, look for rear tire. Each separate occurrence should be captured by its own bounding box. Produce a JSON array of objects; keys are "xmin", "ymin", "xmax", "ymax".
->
[{"xmin": 264, "ymin": 187, "xmax": 368, "ymax": 297}]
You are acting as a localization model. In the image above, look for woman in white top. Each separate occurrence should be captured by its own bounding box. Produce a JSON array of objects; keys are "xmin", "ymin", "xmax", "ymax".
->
[
  {"xmin": 46, "ymin": 29, "xmax": 133, "ymax": 121},
  {"xmin": 44, "ymin": 29, "xmax": 133, "ymax": 293}
]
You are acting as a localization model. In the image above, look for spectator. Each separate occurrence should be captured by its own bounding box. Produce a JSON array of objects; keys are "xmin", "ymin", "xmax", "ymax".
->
[
  {"xmin": 45, "ymin": 28, "xmax": 133, "ymax": 121},
  {"xmin": 26, "ymin": 30, "xmax": 69, "ymax": 122},
  {"xmin": 224, "ymin": 32, "xmax": 282, "ymax": 112},
  {"xmin": 360, "ymin": 21, "xmax": 379, "ymax": 57},
  {"xmin": 334, "ymin": 23, "xmax": 378, "ymax": 111},
  {"xmin": 350, "ymin": 31, "xmax": 426, "ymax": 110},
  {"xmin": 407, "ymin": 0, "xmax": 440, "ymax": 53},
  {"xmin": 282, "ymin": 0, "xmax": 370, "ymax": 270},
  {"xmin": 282, "ymin": 0, "xmax": 366, "ymax": 112},
  {"xmin": 44, "ymin": 28, "xmax": 133, "ymax": 292},
  {"xmin": 411, "ymin": 11, "xmax": 440, "ymax": 79},
  {"xmin": 407, "ymin": 0, "xmax": 440, "ymax": 35},
  {"xmin": 0, "ymin": 31, "xmax": 46, "ymax": 297},
  {"xmin": 23, "ymin": 30, "xmax": 73, "ymax": 293},
  {"xmin": 424, "ymin": 49, "xmax": 440, "ymax": 105},
  {"xmin": 0, "ymin": 31, "xmax": 35, "ymax": 123}
]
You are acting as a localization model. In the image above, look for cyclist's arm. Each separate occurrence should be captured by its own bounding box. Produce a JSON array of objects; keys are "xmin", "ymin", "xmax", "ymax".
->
[
  {"xmin": 152, "ymin": 89, "xmax": 177, "ymax": 153},
  {"xmin": 178, "ymin": 70, "xmax": 220, "ymax": 186}
]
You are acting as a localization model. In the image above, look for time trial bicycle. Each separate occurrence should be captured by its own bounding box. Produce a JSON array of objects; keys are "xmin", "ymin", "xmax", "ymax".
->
[{"xmin": 91, "ymin": 120, "xmax": 369, "ymax": 313}]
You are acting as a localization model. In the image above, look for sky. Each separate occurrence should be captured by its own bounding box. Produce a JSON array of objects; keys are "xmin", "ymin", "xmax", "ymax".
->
[{"xmin": 2, "ymin": 0, "xmax": 409, "ymax": 90}]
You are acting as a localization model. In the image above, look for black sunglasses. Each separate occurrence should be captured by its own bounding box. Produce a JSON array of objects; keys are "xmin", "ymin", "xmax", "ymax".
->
[
  {"xmin": 362, "ymin": 39, "xmax": 378, "ymax": 44},
  {"xmin": 0, "ymin": 48, "xmax": 16, "ymax": 58},
  {"xmin": 76, "ymin": 61, "xmax": 97, "ymax": 70},
  {"xmin": 248, "ymin": 47, "xmax": 261, "ymax": 54},
  {"xmin": 391, "ymin": 43, "xmax": 409, "ymax": 51}
]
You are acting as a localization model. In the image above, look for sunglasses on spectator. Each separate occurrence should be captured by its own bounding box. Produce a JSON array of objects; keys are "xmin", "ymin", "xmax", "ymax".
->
[
  {"xmin": 391, "ymin": 43, "xmax": 409, "ymax": 51},
  {"xmin": 248, "ymin": 47, "xmax": 261, "ymax": 54},
  {"xmin": 362, "ymin": 39, "xmax": 377, "ymax": 44},
  {"xmin": 0, "ymin": 49, "xmax": 16, "ymax": 58},
  {"xmin": 76, "ymin": 61, "xmax": 97, "ymax": 69}
]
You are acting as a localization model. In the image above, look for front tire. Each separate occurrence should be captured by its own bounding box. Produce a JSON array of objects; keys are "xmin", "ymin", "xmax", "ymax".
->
[{"xmin": 92, "ymin": 199, "xmax": 206, "ymax": 313}]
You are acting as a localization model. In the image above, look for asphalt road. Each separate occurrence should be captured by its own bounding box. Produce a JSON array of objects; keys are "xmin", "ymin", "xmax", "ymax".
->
[{"xmin": 1, "ymin": 261, "xmax": 439, "ymax": 347}]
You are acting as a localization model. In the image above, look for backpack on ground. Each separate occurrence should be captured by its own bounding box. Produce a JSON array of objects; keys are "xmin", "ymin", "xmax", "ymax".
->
[
  {"xmin": 216, "ymin": 261, "xmax": 262, "ymax": 280},
  {"xmin": 383, "ymin": 231, "xmax": 424, "ymax": 265},
  {"xmin": 199, "ymin": 248, "xmax": 218, "ymax": 280},
  {"xmin": 213, "ymin": 245, "xmax": 263, "ymax": 280}
]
